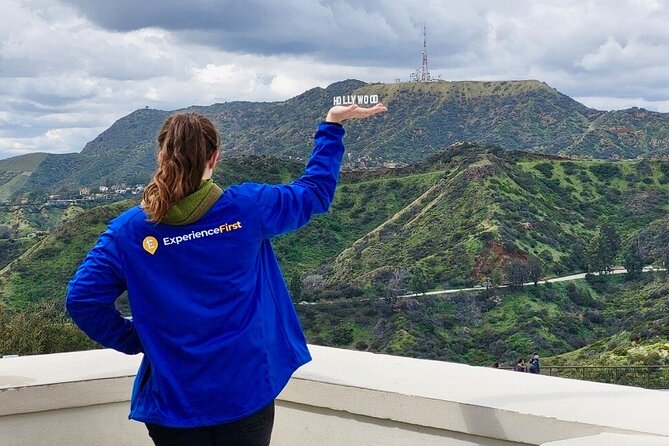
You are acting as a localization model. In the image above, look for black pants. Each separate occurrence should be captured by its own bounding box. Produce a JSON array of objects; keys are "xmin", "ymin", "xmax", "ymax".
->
[{"xmin": 146, "ymin": 401, "xmax": 275, "ymax": 446}]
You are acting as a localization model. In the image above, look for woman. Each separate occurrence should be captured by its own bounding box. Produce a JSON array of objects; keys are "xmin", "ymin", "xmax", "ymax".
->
[
  {"xmin": 66, "ymin": 103, "xmax": 387, "ymax": 446},
  {"xmin": 529, "ymin": 353, "xmax": 540, "ymax": 374}
]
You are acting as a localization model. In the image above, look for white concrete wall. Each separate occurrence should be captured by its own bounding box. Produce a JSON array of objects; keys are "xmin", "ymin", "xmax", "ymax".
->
[
  {"xmin": 2, "ymin": 402, "xmax": 152, "ymax": 446},
  {"xmin": 1, "ymin": 346, "xmax": 669, "ymax": 446}
]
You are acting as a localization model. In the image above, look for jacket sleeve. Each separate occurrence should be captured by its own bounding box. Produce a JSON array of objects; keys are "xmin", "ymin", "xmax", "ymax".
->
[
  {"xmin": 256, "ymin": 122, "xmax": 346, "ymax": 238},
  {"xmin": 66, "ymin": 228, "xmax": 143, "ymax": 355}
]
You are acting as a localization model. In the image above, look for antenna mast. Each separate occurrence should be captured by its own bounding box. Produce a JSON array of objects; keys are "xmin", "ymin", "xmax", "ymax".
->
[{"xmin": 415, "ymin": 25, "xmax": 432, "ymax": 82}]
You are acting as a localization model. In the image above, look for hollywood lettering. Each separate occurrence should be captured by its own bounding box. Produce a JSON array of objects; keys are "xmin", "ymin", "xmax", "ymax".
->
[{"xmin": 332, "ymin": 94, "xmax": 379, "ymax": 106}]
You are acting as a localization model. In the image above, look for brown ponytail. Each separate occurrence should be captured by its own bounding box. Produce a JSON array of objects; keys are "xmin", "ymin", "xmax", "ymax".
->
[{"xmin": 142, "ymin": 113, "xmax": 220, "ymax": 222}]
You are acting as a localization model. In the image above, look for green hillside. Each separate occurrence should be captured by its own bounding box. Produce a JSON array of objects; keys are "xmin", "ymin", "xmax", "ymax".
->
[
  {"xmin": 0, "ymin": 204, "xmax": 84, "ymax": 237},
  {"xmin": 545, "ymin": 274, "xmax": 669, "ymax": 367},
  {"xmin": 0, "ymin": 152, "xmax": 48, "ymax": 200},
  {"xmin": 286, "ymin": 147, "xmax": 668, "ymax": 293},
  {"xmin": 548, "ymin": 332, "xmax": 669, "ymax": 367},
  {"xmin": 1, "ymin": 149, "xmax": 667, "ymax": 367},
  {"xmin": 0, "ymin": 153, "xmax": 49, "ymax": 174},
  {"xmin": 565, "ymin": 108, "xmax": 669, "ymax": 158},
  {"xmin": 0, "ymin": 201, "xmax": 134, "ymax": 308},
  {"xmin": 296, "ymin": 274, "xmax": 669, "ymax": 365},
  {"xmin": 0, "ymin": 239, "xmax": 36, "ymax": 270},
  {"xmin": 0, "ymin": 156, "xmax": 304, "ymax": 309},
  {"xmin": 0, "ymin": 174, "xmax": 31, "ymax": 201},
  {"xmin": 4, "ymin": 79, "xmax": 669, "ymax": 201},
  {"xmin": 4, "ymin": 147, "xmax": 666, "ymax": 308}
]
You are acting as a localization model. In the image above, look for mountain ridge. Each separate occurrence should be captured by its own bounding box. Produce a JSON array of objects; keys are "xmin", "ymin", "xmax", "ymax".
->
[
  {"xmin": 1, "ymin": 145, "xmax": 668, "ymax": 368},
  {"xmin": 3, "ymin": 79, "xmax": 669, "ymax": 202}
]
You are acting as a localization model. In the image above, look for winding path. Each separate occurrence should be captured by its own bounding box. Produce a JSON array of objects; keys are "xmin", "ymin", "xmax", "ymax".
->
[{"xmin": 297, "ymin": 266, "xmax": 665, "ymax": 306}]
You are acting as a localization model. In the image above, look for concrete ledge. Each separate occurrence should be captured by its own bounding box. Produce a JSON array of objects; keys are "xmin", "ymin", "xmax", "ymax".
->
[
  {"xmin": 2, "ymin": 346, "xmax": 669, "ymax": 446},
  {"xmin": 542, "ymin": 433, "xmax": 669, "ymax": 445},
  {"xmin": 0, "ymin": 349, "xmax": 138, "ymax": 416},
  {"xmin": 282, "ymin": 346, "xmax": 669, "ymax": 445}
]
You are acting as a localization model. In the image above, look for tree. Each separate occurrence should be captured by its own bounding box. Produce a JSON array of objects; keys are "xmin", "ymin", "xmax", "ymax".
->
[
  {"xmin": 0, "ymin": 226, "xmax": 11, "ymax": 239},
  {"xmin": 622, "ymin": 240, "xmax": 644, "ymax": 276},
  {"xmin": 330, "ymin": 323, "xmax": 354, "ymax": 345},
  {"xmin": 387, "ymin": 267, "xmax": 411, "ymax": 297},
  {"xmin": 565, "ymin": 239, "xmax": 588, "ymax": 271},
  {"xmin": 586, "ymin": 235, "xmax": 606, "ymax": 273},
  {"xmin": 0, "ymin": 300, "xmax": 97, "ymax": 356},
  {"xmin": 504, "ymin": 260, "xmax": 529, "ymax": 288},
  {"xmin": 526, "ymin": 256, "xmax": 543, "ymax": 285},
  {"xmin": 490, "ymin": 267, "xmax": 505, "ymax": 290},
  {"xmin": 599, "ymin": 223, "xmax": 621, "ymax": 272},
  {"xmin": 410, "ymin": 266, "xmax": 429, "ymax": 294},
  {"xmin": 289, "ymin": 273, "xmax": 302, "ymax": 300}
]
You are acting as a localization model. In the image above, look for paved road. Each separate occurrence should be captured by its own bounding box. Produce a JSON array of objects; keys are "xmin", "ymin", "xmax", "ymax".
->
[
  {"xmin": 297, "ymin": 266, "xmax": 665, "ymax": 305},
  {"xmin": 398, "ymin": 266, "xmax": 664, "ymax": 298}
]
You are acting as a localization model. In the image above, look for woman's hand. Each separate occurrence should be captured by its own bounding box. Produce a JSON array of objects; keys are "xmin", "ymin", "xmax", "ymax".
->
[{"xmin": 326, "ymin": 103, "xmax": 388, "ymax": 124}]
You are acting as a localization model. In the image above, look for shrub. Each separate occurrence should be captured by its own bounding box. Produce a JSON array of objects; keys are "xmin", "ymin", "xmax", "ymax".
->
[{"xmin": 0, "ymin": 300, "xmax": 98, "ymax": 356}]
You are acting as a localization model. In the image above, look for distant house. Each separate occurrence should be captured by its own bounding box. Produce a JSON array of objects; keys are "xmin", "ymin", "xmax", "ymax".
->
[
  {"xmin": 99, "ymin": 186, "xmax": 109, "ymax": 192},
  {"xmin": 49, "ymin": 194, "xmax": 60, "ymax": 200},
  {"xmin": 79, "ymin": 187, "xmax": 91, "ymax": 196}
]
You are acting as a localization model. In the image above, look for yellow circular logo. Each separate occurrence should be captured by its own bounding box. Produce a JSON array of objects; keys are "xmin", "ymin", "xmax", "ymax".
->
[{"xmin": 142, "ymin": 236, "xmax": 158, "ymax": 255}]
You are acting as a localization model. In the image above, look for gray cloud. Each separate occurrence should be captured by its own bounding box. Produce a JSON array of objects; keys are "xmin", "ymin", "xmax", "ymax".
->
[
  {"xmin": 21, "ymin": 92, "xmax": 97, "ymax": 108},
  {"xmin": 58, "ymin": 0, "xmax": 487, "ymax": 67},
  {"xmin": 56, "ymin": 0, "xmax": 669, "ymax": 93}
]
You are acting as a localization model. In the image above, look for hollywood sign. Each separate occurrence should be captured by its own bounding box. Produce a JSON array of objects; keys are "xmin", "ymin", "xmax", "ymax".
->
[{"xmin": 332, "ymin": 94, "xmax": 379, "ymax": 106}]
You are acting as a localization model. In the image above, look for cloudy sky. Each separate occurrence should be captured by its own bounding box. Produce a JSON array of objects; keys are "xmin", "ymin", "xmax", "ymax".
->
[{"xmin": 1, "ymin": 0, "xmax": 668, "ymax": 159}]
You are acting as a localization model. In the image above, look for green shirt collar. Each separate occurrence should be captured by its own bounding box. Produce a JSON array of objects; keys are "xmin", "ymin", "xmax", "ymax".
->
[{"xmin": 162, "ymin": 179, "xmax": 223, "ymax": 225}]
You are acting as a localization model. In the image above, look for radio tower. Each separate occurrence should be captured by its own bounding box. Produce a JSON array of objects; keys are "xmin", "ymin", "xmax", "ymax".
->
[{"xmin": 415, "ymin": 25, "xmax": 431, "ymax": 82}]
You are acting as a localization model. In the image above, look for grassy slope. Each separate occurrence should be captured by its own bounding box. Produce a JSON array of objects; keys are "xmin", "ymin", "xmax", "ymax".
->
[
  {"xmin": 0, "ymin": 153, "xmax": 49, "ymax": 200},
  {"xmin": 298, "ymin": 274, "xmax": 669, "ymax": 366},
  {"xmin": 0, "ymin": 150, "xmax": 667, "ymax": 368},
  {"xmin": 3, "ymin": 149, "xmax": 667, "ymax": 308},
  {"xmin": 547, "ymin": 274, "xmax": 669, "ymax": 366},
  {"xmin": 566, "ymin": 108, "xmax": 669, "ymax": 158},
  {"xmin": 0, "ymin": 174, "xmax": 30, "ymax": 200},
  {"xmin": 548, "ymin": 333, "xmax": 669, "ymax": 366},
  {"xmin": 330, "ymin": 157, "xmax": 487, "ymax": 288},
  {"xmin": 0, "ymin": 201, "xmax": 135, "ymax": 308},
  {"xmin": 324, "ymin": 149, "xmax": 669, "ymax": 290},
  {"xmin": 0, "ymin": 153, "xmax": 49, "ymax": 173},
  {"xmin": 0, "ymin": 238, "xmax": 36, "ymax": 270},
  {"xmin": 0, "ymin": 156, "xmax": 305, "ymax": 308},
  {"xmin": 273, "ymin": 170, "xmax": 440, "ymax": 278},
  {"xmin": 0, "ymin": 205, "xmax": 85, "ymax": 236}
]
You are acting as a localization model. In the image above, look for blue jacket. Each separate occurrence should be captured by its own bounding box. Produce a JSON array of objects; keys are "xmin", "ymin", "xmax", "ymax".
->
[{"xmin": 66, "ymin": 122, "xmax": 345, "ymax": 427}]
